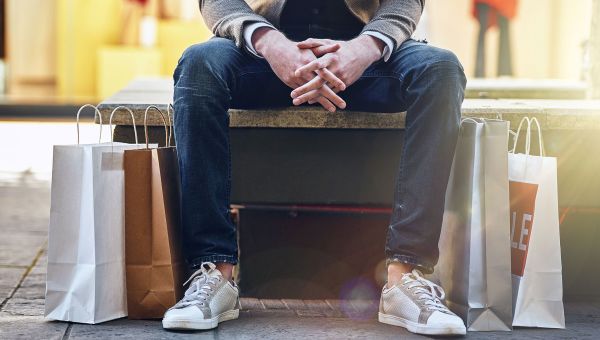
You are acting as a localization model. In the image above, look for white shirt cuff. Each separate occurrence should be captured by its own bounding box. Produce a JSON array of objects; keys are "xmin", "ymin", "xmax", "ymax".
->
[
  {"xmin": 243, "ymin": 22, "xmax": 276, "ymax": 58},
  {"xmin": 362, "ymin": 31, "xmax": 394, "ymax": 62}
]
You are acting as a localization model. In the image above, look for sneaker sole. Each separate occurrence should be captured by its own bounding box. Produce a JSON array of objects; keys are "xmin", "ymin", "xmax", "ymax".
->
[
  {"xmin": 378, "ymin": 312, "xmax": 466, "ymax": 336},
  {"xmin": 162, "ymin": 309, "xmax": 239, "ymax": 330}
]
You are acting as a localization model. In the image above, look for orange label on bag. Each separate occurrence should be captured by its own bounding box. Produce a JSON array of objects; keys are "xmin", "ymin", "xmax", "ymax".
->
[{"xmin": 509, "ymin": 181, "xmax": 539, "ymax": 277}]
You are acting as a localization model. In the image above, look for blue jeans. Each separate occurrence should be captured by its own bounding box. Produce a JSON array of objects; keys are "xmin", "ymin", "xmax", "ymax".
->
[{"xmin": 173, "ymin": 37, "xmax": 466, "ymax": 273}]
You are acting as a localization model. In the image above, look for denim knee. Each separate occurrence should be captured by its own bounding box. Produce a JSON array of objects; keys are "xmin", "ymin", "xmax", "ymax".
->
[
  {"xmin": 174, "ymin": 38, "xmax": 240, "ymax": 87},
  {"xmin": 414, "ymin": 48, "xmax": 466, "ymax": 124},
  {"xmin": 405, "ymin": 45, "xmax": 466, "ymax": 87},
  {"xmin": 424, "ymin": 51, "xmax": 465, "ymax": 86}
]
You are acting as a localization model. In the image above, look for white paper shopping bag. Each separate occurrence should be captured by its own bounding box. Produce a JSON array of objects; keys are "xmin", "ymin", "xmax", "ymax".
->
[
  {"xmin": 45, "ymin": 105, "xmax": 150, "ymax": 324},
  {"xmin": 508, "ymin": 117, "xmax": 565, "ymax": 328}
]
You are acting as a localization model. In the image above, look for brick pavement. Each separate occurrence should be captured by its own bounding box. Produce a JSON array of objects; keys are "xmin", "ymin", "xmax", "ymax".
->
[{"xmin": 1, "ymin": 177, "xmax": 600, "ymax": 339}]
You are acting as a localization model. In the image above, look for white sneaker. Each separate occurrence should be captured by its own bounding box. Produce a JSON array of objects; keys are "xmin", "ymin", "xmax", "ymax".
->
[
  {"xmin": 162, "ymin": 262, "xmax": 239, "ymax": 330},
  {"xmin": 378, "ymin": 269, "xmax": 466, "ymax": 336}
]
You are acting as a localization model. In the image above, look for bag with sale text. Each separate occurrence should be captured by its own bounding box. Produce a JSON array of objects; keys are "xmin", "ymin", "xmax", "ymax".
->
[{"xmin": 508, "ymin": 117, "xmax": 565, "ymax": 328}]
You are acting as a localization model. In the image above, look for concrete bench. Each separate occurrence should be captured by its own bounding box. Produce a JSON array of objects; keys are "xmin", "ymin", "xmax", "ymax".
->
[
  {"xmin": 98, "ymin": 77, "xmax": 595, "ymax": 128},
  {"xmin": 465, "ymin": 78, "xmax": 587, "ymax": 99},
  {"xmin": 98, "ymin": 78, "xmax": 600, "ymax": 300},
  {"xmin": 97, "ymin": 77, "xmax": 600, "ymax": 206}
]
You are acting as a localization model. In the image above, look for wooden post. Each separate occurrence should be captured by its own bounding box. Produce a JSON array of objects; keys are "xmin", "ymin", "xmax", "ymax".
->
[{"xmin": 591, "ymin": 0, "xmax": 600, "ymax": 98}]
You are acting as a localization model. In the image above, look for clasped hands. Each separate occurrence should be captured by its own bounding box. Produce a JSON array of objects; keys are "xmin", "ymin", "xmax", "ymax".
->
[{"xmin": 253, "ymin": 28, "xmax": 383, "ymax": 112}]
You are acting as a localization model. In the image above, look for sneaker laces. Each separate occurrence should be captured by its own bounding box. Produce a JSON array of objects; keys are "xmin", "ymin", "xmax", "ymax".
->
[
  {"xmin": 172, "ymin": 262, "xmax": 221, "ymax": 309},
  {"xmin": 401, "ymin": 269, "xmax": 451, "ymax": 314}
]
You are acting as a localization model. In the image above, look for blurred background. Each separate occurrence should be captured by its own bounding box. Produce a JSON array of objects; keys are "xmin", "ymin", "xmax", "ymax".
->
[
  {"xmin": 0, "ymin": 0, "xmax": 596, "ymax": 197},
  {"xmin": 0, "ymin": 0, "xmax": 594, "ymax": 104}
]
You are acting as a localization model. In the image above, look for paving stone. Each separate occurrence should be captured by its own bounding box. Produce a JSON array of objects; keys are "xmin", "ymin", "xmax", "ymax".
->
[
  {"xmin": 564, "ymin": 302, "xmax": 600, "ymax": 323},
  {"xmin": 12, "ymin": 273, "xmax": 45, "ymax": 301},
  {"xmin": 0, "ymin": 267, "xmax": 26, "ymax": 306},
  {"xmin": 0, "ymin": 233, "xmax": 46, "ymax": 267},
  {"xmin": 281, "ymin": 299, "xmax": 305, "ymax": 310},
  {"xmin": 301, "ymin": 300, "xmax": 331, "ymax": 311},
  {"xmin": 295, "ymin": 309, "xmax": 325, "ymax": 317},
  {"xmin": 31, "ymin": 247, "xmax": 47, "ymax": 266},
  {"xmin": 321, "ymin": 309, "xmax": 344, "ymax": 318},
  {"xmin": 324, "ymin": 299, "xmax": 342, "ymax": 311},
  {"xmin": 467, "ymin": 324, "xmax": 600, "ymax": 340},
  {"xmin": 325, "ymin": 299, "xmax": 378, "ymax": 318},
  {"xmin": 0, "ymin": 184, "xmax": 50, "ymax": 234},
  {"xmin": 239, "ymin": 297, "xmax": 264, "ymax": 311},
  {"xmin": 224, "ymin": 311, "xmax": 423, "ymax": 339},
  {"xmin": 243, "ymin": 309, "xmax": 297, "ymax": 318},
  {"xmin": 348, "ymin": 299, "xmax": 378, "ymax": 320},
  {"xmin": 68, "ymin": 319, "xmax": 208, "ymax": 340},
  {"xmin": 11, "ymin": 258, "xmax": 46, "ymax": 302},
  {"xmin": 260, "ymin": 299, "xmax": 287, "ymax": 310},
  {"xmin": 7, "ymin": 249, "xmax": 47, "ymax": 304},
  {"xmin": 1, "ymin": 298, "xmax": 45, "ymax": 317},
  {"xmin": 2, "ymin": 311, "xmax": 600, "ymax": 340},
  {"xmin": 70, "ymin": 311, "xmax": 394, "ymax": 340},
  {"xmin": 0, "ymin": 314, "xmax": 67, "ymax": 340}
]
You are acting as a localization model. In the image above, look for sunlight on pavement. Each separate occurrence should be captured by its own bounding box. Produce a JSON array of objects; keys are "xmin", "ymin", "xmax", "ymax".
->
[{"xmin": 0, "ymin": 121, "xmax": 108, "ymax": 182}]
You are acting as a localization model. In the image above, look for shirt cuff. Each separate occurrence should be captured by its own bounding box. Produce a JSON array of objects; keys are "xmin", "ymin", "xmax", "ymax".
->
[
  {"xmin": 362, "ymin": 31, "xmax": 394, "ymax": 62},
  {"xmin": 243, "ymin": 22, "xmax": 276, "ymax": 58}
]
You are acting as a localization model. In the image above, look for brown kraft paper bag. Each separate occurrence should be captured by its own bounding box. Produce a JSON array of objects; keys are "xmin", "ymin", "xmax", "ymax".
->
[{"xmin": 123, "ymin": 107, "xmax": 185, "ymax": 319}]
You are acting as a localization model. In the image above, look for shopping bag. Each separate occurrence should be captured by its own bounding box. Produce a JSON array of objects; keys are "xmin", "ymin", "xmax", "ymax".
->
[
  {"xmin": 124, "ymin": 105, "xmax": 185, "ymax": 319},
  {"xmin": 509, "ymin": 117, "xmax": 565, "ymax": 328},
  {"xmin": 45, "ymin": 105, "xmax": 147, "ymax": 324},
  {"xmin": 433, "ymin": 118, "xmax": 513, "ymax": 331}
]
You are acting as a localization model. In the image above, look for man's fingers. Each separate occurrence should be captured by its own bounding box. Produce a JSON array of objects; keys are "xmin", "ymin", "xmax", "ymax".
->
[
  {"xmin": 316, "ymin": 69, "xmax": 345, "ymax": 91},
  {"xmin": 292, "ymin": 89, "xmax": 322, "ymax": 106},
  {"xmin": 297, "ymin": 38, "xmax": 325, "ymax": 49},
  {"xmin": 316, "ymin": 97, "xmax": 337, "ymax": 112},
  {"xmin": 297, "ymin": 38, "xmax": 336, "ymax": 49},
  {"xmin": 295, "ymin": 55, "xmax": 335, "ymax": 77},
  {"xmin": 304, "ymin": 78, "xmax": 343, "ymax": 105},
  {"xmin": 311, "ymin": 43, "xmax": 340, "ymax": 57},
  {"xmin": 294, "ymin": 85, "xmax": 346, "ymax": 110},
  {"xmin": 291, "ymin": 76, "xmax": 325, "ymax": 98},
  {"xmin": 319, "ymin": 85, "xmax": 346, "ymax": 109}
]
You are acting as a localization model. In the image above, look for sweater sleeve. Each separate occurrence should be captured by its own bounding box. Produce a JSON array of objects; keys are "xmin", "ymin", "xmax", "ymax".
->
[
  {"xmin": 199, "ymin": 0, "xmax": 273, "ymax": 49},
  {"xmin": 361, "ymin": 0, "xmax": 425, "ymax": 51}
]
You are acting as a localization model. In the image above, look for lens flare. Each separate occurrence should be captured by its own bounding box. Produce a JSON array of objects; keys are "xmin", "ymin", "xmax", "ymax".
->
[{"xmin": 339, "ymin": 277, "xmax": 379, "ymax": 320}]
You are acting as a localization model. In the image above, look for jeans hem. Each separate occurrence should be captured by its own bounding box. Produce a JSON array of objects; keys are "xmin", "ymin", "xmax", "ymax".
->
[
  {"xmin": 189, "ymin": 255, "xmax": 238, "ymax": 270},
  {"xmin": 386, "ymin": 255, "xmax": 434, "ymax": 274}
]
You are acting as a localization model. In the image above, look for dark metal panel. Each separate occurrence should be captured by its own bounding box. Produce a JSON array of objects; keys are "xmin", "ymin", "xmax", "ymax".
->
[{"xmin": 229, "ymin": 128, "xmax": 404, "ymax": 205}]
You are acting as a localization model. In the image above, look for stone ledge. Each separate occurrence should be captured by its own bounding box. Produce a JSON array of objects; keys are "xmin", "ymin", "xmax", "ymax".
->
[
  {"xmin": 97, "ymin": 100, "xmax": 600, "ymax": 130},
  {"xmin": 96, "ymin": 77, "xmax": 600, "ymax": 130},
  {"xmin": 465, "ymin": 78, "xmax": 587, "ymax": 99}
]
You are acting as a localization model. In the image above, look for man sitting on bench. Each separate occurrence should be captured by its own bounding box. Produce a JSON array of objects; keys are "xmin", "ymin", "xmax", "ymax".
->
[{"xmin": 162, "ymin": 0, "xmax": 467, "ymax": 335}]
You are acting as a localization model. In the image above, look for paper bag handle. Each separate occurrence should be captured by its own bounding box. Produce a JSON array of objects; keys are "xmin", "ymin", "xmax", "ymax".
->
[
  {"xmin": 460, "ymin": 117, "xmax": 482, "ymax": 125},
  {"xmin": 460, "ymin": 117, "xmax": 505, "ymax": 125},
  {"xmin": 76, "ymin": 104, "xmax": 103, "ymax": 145},
  {"xmin": 143, "ymin": 105, "xmax": 169, "ymax": 148},
  {"xmin": 511, "ymin": 117, "xmax": 545, "ymax": 157},
  {"xmin": 109, "ymin": 106, "xmax": 140, "ymax": 147}
]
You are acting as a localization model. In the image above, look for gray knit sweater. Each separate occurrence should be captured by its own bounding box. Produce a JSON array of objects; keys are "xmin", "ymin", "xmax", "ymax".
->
[{"xmin": 198, "ymin": 0, "xmax": 424, "ymax": 51}]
